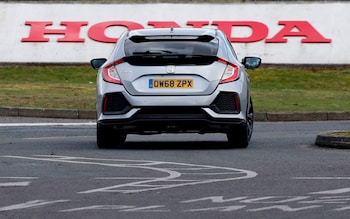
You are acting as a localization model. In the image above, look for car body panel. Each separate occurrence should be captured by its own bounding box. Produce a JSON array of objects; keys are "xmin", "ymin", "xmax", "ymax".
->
[{"xmin": 91, "ymin": 27, "xmax": 261, "ymax": 148}]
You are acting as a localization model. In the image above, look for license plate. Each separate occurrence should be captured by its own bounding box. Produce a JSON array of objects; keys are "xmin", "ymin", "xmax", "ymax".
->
[{"xmin": 149, "ymin": 79, "xmax": 194, "ymax": 89}]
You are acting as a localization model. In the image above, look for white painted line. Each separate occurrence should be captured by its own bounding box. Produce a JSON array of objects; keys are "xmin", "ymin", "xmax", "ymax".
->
[
  {"xmin": 185, "ymin": 205, "xmax": 246, "ymax": 212},
  {"xmin": 0, "ymin": 122, "xmax": 95, "ymax": 127},
  {"xmin": 0, "ymin": 177, "xmax": 38, "ymax": 187},
  {"xmin": 4, "ymin": 155, "xmax": 257, "ymax": 194},
  {"xmin": 181, "ymin": 196, "xmax": 248, "ymax": 204},
  {"xmin": 183, "ymin": 172, "xmax": 242, "ymax": 175},
  {"xmin": 155, "ymin": 179, "xmax": 199, "ymax": 182},
  {"xmin": 335, "ymin": 206, "xmax": 350, "ymax": 211},
  {"xmin": 0, "ymin": 182, "xmax": 30, "ymax": 187},
  {"xmin": 168, "ymin": 167, "xmax": 213, "ymax": 171},
  {"xmin": 0, "ymin": 200, "xmax": 69, "ymax": 212},
  {"xmin": 120, "ymin": 205, "xmax": 168, "ymax": 212},
  {"xmin": 95, "ymin": 177, "xmax": 199, "ymax": 183},
  {"xmin": 128, "ymin": 184, "xmax": 163, "ymax": 188},
  {"xmin": 294, "ymin": 177, "xmax": 350, "ymax": 180},
  {"xmin": 60, "ymin": 205, "xmax": 133, "ymax": 212},
  {"xmin": 24, "ymin": 136, "xmax": 94, "ymax": 140},
  {"xmin": 79, "ymin": 167, "xmax": 182, "ymax": 194},
  {"xmin": 310, "ymin": 187, "xmax": 350, "ymax": 195},
  {"xmin": 0, "ymin": 177, "xmax": 38, "ymax": 179},
  {"xmin": 247, "ymin": 205, "xmax": 321, "ymax": 212},
  {"xmin": 61, "ymin": 205, "xmax": 169, "ymax": 213},
  {"xmin": 95, "ymin": 177, "xmax": 156, "ymax": 180}
]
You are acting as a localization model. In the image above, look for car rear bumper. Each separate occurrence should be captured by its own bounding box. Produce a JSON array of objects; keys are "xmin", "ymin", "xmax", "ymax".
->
[{"xmin": 97, "ymin": 107, "xmax": 247, "ymax": 134}]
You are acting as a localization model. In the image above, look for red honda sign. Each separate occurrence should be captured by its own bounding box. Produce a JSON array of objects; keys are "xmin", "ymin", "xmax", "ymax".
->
[{"xmin": 22, "ymin": 20, "xmax": 332, "ymax": 44}]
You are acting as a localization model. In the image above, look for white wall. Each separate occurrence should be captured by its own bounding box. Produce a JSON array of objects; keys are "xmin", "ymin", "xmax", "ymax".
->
[{"xmin": 0, "ymin": 2, "xmax": 348, "ymax": 64}]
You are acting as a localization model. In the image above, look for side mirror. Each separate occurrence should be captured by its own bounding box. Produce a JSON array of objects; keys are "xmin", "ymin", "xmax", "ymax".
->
[
  {"xmin": 90, "ymin": 58, "xmax": 107, "ymax": 70},
  {"xmin": 242, "ymin": 57, "xmax": 261, "ymax": 69}
]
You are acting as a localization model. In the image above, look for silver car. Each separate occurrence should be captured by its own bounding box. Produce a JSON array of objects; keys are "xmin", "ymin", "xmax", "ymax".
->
[{"xmin": 91, "ymin": 28, "xmax": 261, "ymax": 149}]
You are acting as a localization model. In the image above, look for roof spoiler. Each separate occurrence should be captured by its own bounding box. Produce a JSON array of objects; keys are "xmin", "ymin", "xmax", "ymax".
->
[{"xmin": 129, "ymin": 35, "xmax": 215, "ymax": 43}]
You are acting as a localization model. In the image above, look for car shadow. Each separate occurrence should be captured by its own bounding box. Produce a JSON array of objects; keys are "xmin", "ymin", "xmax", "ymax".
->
[{"xmin": 115, "ymin": 141, "xmax": 236, "ymax": 150}]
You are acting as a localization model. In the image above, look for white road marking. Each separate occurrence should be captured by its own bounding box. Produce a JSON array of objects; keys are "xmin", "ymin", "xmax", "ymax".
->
[
  {"xmin": 3, "ymin": 155, "xmax": 257, "ymax": 194},
  {"xmin": 247, "ymin": 205, "xmax": 322, "ymax": 212},
  {"xmin": 95, "ymin": 177, "xmax": 156, "ymax": 180},
  {"xmin": 294, "ymin": 177, "xmax": 350, "ymax": 180},
  {"xmin": 0, "ymin": 177, "xmax": 38, "ymax": 179},
  {"xmin": 300, "ymin": 196, "xmax": 350, "ymax": 204},
  {"xmin": 181, "ymin": 194, "xmax": 350, "ymax": 212},
  {"xmin": 168, "ymin": 167, "xmax": 213, "ymax": 171},
  {"xmin": 3, "ymin": 154, "xmax": 350, "ymax": 213},
  {"xmin": 240, "ymin": 196, "xmax": 310, "ymax": 204},
  {"xmin": 335, "ymin": 206, "xmax": 350, "ymax": 211},
  {"xmin": 24, "ymin": 136, "xmax": 94, "ymax": 140},
  {"xmin": 182, "ymin": 196, "xmax": 309, "ymax": 204},
  {"xmin": 185, "ymin": 205, "xmax": 246, "ymax": 212},
  {"xmin": 182, "ymin": 196, "xmax": 248, "ymax": 203},
  {"xmin": 0, "ymin": 177, "xmax": 38, "ymax": 187},
  {"xmin": 120, "ymin": 205, "xmax": 168, "ymax": 212},
  {"xmin": 0, "ymin": 182, "xmax": 30, "ymax": 187},
  {"xmin": 310, "ymin": 188, "xmax": 350, "ymax": 195},
  {"xmin": 60, "ymin": 205, "xmax": 133, "ymax": 212},
  {"xmin": 61, "ymin": 205, "xmax": 169, "ymax": 213},
  {"xmin": 0, "ymin": 200, "xmax": 69, "ymax": 212},
  {"xmin": 182, "ymin": 172, "xmax": 242, "ymax": 175},
  {"xmin": 0, "ymin": 122, "xmax": 95, "ymax": 127}
]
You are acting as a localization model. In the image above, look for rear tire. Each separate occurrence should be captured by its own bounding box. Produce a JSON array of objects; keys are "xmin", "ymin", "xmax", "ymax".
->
[
  {"xmin": 227, "ymin": 125, "xmax": 249, "ymax": 148},
  {"xmin": 226, "ymin": 98, "xmax": 254, "ymax": 148},
  {"xmin": 97, "ymin": 124, "xmax": 126, "ymax": 149},
  {"xmin": 246, "ymin": 98, "xmax": 254, "ymax": 142}
]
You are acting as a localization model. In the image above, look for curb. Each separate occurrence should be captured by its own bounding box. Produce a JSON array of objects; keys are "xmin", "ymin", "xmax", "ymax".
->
[
  {"xmin": 315, "ymin": 132, "xmax": 350, "ymax": 149},
  {"xmin": 255, "ymin": 111, "xmax": 350, "ymax": 121},
  {"xmin": 0, "ymin": 107, "xmax": 95, "ymax": 120},
  {"xmin": 1, "ymin": 107, "xmax": 350, "ymax": 121}
]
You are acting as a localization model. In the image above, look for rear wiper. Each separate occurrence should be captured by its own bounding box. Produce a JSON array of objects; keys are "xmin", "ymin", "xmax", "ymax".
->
[{"xmin": 133, "ymin": 50, "xmax": 173, "ymax": 55}]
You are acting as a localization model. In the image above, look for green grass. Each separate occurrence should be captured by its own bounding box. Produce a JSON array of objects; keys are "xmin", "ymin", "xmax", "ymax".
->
[
  {"xmin": 249, "ymin": 66, "xmax": 350, "ymax": 112},
  {"xmin": 329, "ymin": 132, "xmax": 350, "ymax": 137},
  {"xmin": 0, "ymin": 65, "xmax": 97, "ymax": 110},
  {"xmin": 0, "ymin": 65, "xmax": 349, "ymax": 112}
]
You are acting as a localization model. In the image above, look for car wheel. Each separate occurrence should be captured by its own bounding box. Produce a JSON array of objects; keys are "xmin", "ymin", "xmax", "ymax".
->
[
  {"xmin": 97, "ymin": 124, "xmax": 126, "ymax": 149},
  {"xmin": 247, "ymin": 98, "xmax": 254, "ymax": 142},
  {"xmin": 227, "ymin": 125, "xmax": 249, "ymax": 148},
  {"xmin": 226, "ymin": 98, "xmax": 254, "ymax": 148}
]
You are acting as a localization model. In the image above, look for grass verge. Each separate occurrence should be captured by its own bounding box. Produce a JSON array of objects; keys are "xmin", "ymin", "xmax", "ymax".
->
[
  {"xmin": 0, "ymin": 65, "xmax": 96, "ymax": 110},
  {"xmin": 249, "ymin": 66, "xmax": 350, "ymax": 112},
  {"xmin": 0, "ymin": 64, "xmax": 349, "ymax": 112}
]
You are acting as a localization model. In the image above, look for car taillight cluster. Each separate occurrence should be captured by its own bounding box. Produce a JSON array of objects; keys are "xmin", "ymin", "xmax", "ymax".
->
[
  {"xmin": 102, "ymin": 58, "xmax": 124, "ymax": 84},
  {"xmin": 102, "ymin": 57, "xmax": 240, "ymax": 85},
  {"xmin": 218, "ymin": 58, "xmax": 240, "ymax": 83}
]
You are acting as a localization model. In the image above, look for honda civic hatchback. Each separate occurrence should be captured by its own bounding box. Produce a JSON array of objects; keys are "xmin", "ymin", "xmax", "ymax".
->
[{"xmin": 91, "ymin": 28, "xmax": 261, "ymax": 149}]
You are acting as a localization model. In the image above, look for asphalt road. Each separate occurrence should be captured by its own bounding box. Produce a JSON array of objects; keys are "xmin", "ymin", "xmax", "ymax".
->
[{"xmin": 1, "ymin": 117, "xmax": 350, "ymax": 219}]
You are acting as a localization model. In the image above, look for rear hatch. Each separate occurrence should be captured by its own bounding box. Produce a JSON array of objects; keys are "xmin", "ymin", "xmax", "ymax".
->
[{"xmin": 117, "ymin": 35, "xmax": 226, "ymax": 96}]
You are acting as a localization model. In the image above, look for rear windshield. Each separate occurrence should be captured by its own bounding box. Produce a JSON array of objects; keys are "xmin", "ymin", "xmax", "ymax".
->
[{"xmin": 123, "ymin": 36, "xmax": 219, "ymax": 65}]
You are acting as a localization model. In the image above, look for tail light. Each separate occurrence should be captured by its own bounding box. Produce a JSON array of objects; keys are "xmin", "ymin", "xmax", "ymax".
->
[
  {"xmin": 218, "ymin": 58, "xmax": 240, "ymax": 83},
  {"xmin": 102, "ymin": 58, "xmax": 124, "ymax": 84}
]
